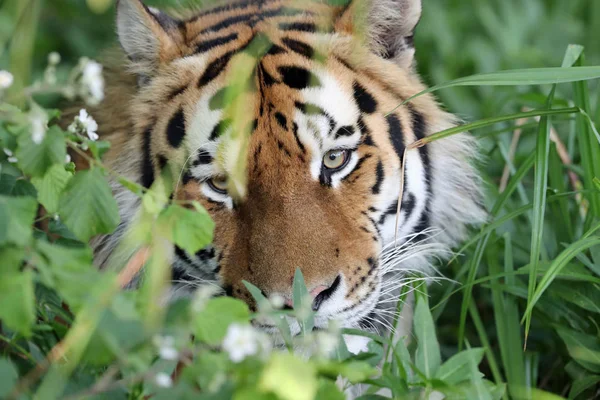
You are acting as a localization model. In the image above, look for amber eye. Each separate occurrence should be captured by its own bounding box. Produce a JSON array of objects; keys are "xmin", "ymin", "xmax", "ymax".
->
[
  {"xmin": 323, "ymin": 149, "xmax": 350, "ymax": 171},
  {"xmin": 207, "ymin": 176, "xmax": 228, "ymax": 194}
]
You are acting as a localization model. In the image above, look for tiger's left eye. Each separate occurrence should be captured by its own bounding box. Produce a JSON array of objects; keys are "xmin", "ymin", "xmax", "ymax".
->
[
  {"xmin": 207, "ymin": 176, "xmax": 228, "ymax": 194},
  {"xmin": 323, "ymin": 149, "xmax": 350, "ymax": 171}
]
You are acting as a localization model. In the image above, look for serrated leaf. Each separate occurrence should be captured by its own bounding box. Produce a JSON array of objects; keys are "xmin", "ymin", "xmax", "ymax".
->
[
  {"xmin": 0, "ymin": 269, "xmax": 35, "ymax": 336},
  {"xmin": 16, "ymin": 125, "xmax": 66, "ymax": 177},
  {"xmin": 157, "ymin": 202, "xmax": 214, "ymax": 254},
  {"xmin": 0, "ymin": 195, "xmax": 37, "ymax": 246},
  {"xmin": 414, "ymin": 295, "xmax": 441, "ymax": 378},
  {"xmin": 32, "ymin": 164, "xmax": 73, "ymax": 213},
  {"xmin": 194, "ymin": 297, "xmax": 249, "ymax": 345},
  {"xmin": 0, "ymin": 358, "xmax": 18, "ymax": 398},
  {"xmin": 435, "ymin": 348, "xmax": 485, "ymax": 385},
  {"xmin": 259, "ymin": 352, "xmax": 317, "ymax": 400},
  {"xmin": 58, "ymin": 168, "xmax": 120, "ymax": 241}
]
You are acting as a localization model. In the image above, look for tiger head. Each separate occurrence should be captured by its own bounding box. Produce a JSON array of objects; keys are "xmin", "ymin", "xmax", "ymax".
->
[{"xmin": 96, "ymin": 0, "xmax": 485, "ymax": 334}]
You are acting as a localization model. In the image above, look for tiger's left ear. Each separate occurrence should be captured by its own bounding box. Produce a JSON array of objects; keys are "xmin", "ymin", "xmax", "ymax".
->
[
  {"xmin": 116, "ymin": 0, "xmax": 184, "ymax": 78},
  {"xmin": 336, "ymin": 0, "xmax": 422, "ymax": 68}
]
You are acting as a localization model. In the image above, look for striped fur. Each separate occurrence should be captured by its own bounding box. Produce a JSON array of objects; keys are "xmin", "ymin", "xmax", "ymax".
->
[{"xmin": 84, "ymin": 0, "xmax": 486, "ymax": 353}]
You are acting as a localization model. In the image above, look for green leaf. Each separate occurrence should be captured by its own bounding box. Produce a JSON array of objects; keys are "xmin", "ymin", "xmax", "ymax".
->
[
  {"xmin": 194, "ymin": 297, "xmax": 249, "ymax": 345},
  {"xmin": 31, "ymin": 164, "xmax": 73, "ymax": 213},
  {"xmin": 556, "ymin": 328, "xmax": 600, "ymax": 372},
  {"xmin": 0, "ymin": 195, "xmax": 37, "ymax": 246},
  {"xmin": 315, "ymin": 379, "xmax": 345, "ymax": 400},
  {"xmin": 291, "ymin": 268, "xmax": 315, "ymax": 333},
  {"xmin": 0, "ymin": 269, "xmax": 35, "ymax": 336},
  {"xmin": 594, "ymin": 177, "xmax": 600, "ymax": 191},
  {"xmin": 316, "ymin": 360, "xmax": 377, "ymax": 383},
  {"xmin": 157, "ymin": 202, "xmax": 214, "ymax": 254},
  {"xmin": 435, "ymin": 348, "xmax": 485, "ymax": 385},
  {"xmin": 414, "ymin": 295, "xmax": 441, "ymax": 378},
  {"xmin": 259, "ymin": 352, "xmax": 317, "ymax": 400},
  {"xmin": 34, "ymin": 239, "xmax": 96, "ymax": 309},
  {"xmin": 16, "ymin": 125, "xmax": 66, "ymax": 177},
  {"xmin": 0, "ymin": 358, "xmax": 18, "ymax": 398},
  {"xmin": 58, "ymin": 168, "xmax": 120, "ymax": 241},
  {"xmin": 569, "ymin": 374, "xmax": 600, "ymax": 399},
  {"xmin": 0, "ymin": 246, "xmax": 25, "ymax": 275}
]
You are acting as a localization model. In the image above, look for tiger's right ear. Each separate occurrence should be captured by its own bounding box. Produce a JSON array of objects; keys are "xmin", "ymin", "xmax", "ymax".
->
[{"xmin": 116, "ymin": 0, "xmax": 183, "ymax": 76}]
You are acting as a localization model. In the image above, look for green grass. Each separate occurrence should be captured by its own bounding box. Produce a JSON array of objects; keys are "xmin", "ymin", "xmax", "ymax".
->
[{"xmin": 0, "ymin": 0, "xmax": 599, "ymax": 399}]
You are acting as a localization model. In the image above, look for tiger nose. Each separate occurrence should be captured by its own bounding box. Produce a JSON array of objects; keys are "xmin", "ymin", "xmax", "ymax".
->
[{"xmin": 283, "ymin": 276, "xmax": 341, "ymax": 311}]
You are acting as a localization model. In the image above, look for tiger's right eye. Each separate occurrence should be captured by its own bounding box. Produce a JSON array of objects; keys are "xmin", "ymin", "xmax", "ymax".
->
[{"xmin": 323, "ymin": 149, "xmax": 350, "ymax": 171}]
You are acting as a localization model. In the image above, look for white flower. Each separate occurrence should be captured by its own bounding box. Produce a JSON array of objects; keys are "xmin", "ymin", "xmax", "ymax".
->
[
  {"xmin": 69, "ymin": 109, "xmax": 99, "ymax": 141},
  {"xmin": 269, "ymin": 294, "xmax": 285, "ymax": 309},
  {"xmin": 30, "ymin": 113, "xmax": 47, "ymax": 145},
  {"xmin": 3, "ymin": 148, "xmax": 17, "ymax": 163},
  {"xmin": 65, "ymin": 154, "xmax": 71, "ymax": 164},
  {"xmin": 222, "ymin": 323, "xmax": 271, "ymax": 363},
  {"xmin": 48, "ymin": 52, "xmax": 61, "ymax": 65},
  {"xmin": 80, "ymin": 60, "xmax": 104, "ymax": 105},
  {"xmin": 0, "ymin": 70, "xmax": 13, "ymax": 90},
  {"xmin": 153, "ymin": 335, "xmax": 179, "ymax": 361},
  {"xmin": 154, "ymin": 372, "xmax": 172, "ymax": 388}
]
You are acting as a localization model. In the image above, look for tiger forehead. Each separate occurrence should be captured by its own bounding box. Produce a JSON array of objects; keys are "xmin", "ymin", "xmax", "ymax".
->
[{"xmin": 180, "ymin": 0, "xmax": 339, "ymax": 43}]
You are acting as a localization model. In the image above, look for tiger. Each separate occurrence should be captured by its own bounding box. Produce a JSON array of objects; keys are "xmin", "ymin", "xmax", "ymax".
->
[{"xmin": 87, "ymin": 0, "xmax": 486, "ymax": 356}]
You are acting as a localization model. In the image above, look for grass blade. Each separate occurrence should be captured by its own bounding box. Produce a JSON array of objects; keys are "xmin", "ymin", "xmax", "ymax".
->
[
  {"xmin": 457, "ymin": 152, "xmax": 535, "ymax": 349},
  {"xmin": 522, "ymin": 236, "xmax": 600, "ymax": 321},
  {"xmin": 573, "ymin": 54, "xmax": 600, "ymax": 219},
  {"xmin": 524, "ymin": 86, "xmax": 556, "ymax": 343},
  {"xmin": 388, "ymin": 66, "xmax": 600, "ymax": 114}
]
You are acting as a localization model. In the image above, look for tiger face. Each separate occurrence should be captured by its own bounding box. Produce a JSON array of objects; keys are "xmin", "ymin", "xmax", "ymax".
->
[{"xmin": 96, "ymin": 0, "xmax": 485, "ymax": 335}]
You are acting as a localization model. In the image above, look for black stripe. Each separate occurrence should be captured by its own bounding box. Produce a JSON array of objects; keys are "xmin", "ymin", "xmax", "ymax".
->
[
  {"xmin": 353, "ymin": 81, "xmax": 377, "ymax": 114},
  {"xmin": 140, "ymin": 128, "xmax": 154, "ymax": 189},
  {"xmin": 190, "ymin": 1, "xmax": 253, "ymax": 20},
  {"xmin": 274, "ymin": 112, "xmax": 287, "ymax": 129},
  {"xmin": 386, "ymin": 114, "xmax": 405, "ymax": 160},
  {"xmin": 195, "ymin": 32, "xmax": 239, "ymax": 53},
  {"xmin": 167, "ymin": 85, "xmax": 187, "ymax": 100},
  {"xmin": 372, "ymin": 160, "xmax": 384, "ymax": 194},
  {"xmin": 279, "ymin": 22, "xmax": 317, "ymax": 32},
  {"xmin": 409, "ymin": 107, "xmax": 430, "ymax": 180},
  {"xmin": 278, "ymin": 66, "xmax": 321, "ymax": 89},
  {"xmin": 334, "ymin": 125, "xmax": 355, "ymax": 139},
  {"xmin": 349, "ymin": 154, "xmax": 372, "ymax": 175},
  {"xmin": 378, "ymin": 200, "xmax": 398, "ymax": 224},
  {"xmin": 267, "ymin": 44, "xmax": 287, "ymax": 55},
  {"xmin": 292, "ymin": 122, "xmax": 306, "ymax": 154},
  {"xmin": 193, "ymin": 149, "xmax": 213, "ymax": 166},
  {"xmin": 167, "ymin": 109, "xmax": 186, "ymax": 148},
  {"xmin": 200, "ymin": 13, "xmax": 254, "ymax": 34},
  {"xmin": 209, "ymin": 119, "xmax": 232, "ymax": 141},
  {"xmin": 200, "ymin": 7, "xmax": 305, "ymax": 34},
  {"xmin": 198, "ymin": 52, "xmax": 233, "ymax": 87},
  {"xmin": 402, "ymin": 192, "xmax": 416, "ymax": 219},
  {"xmin": 281, "ymin": 37, "xmax": 314, "ymax": 59},
  {"xmin": 359, "ymin": 116, "xmax": 375, "ymax": 146},
  {"xmin": 413, "ymin": 209, "xmax": 430, "ymax": 242}
]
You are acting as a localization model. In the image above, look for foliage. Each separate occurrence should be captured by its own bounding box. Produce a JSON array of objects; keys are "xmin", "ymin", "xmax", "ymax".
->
[{"xmin": 0, "ymin": 0, "xmax": 600, "ymax": 399}]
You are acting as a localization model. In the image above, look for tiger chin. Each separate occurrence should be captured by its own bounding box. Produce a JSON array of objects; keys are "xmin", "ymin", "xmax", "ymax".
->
[{"xmin": 86, "ymin": 0, "xmax": 485, "ymax": 374}]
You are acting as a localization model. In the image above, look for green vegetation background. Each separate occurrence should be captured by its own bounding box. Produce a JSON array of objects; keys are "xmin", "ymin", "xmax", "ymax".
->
[{"xmin": 1, "ymin": 0, "xmax": 600, "ymax": 398}]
